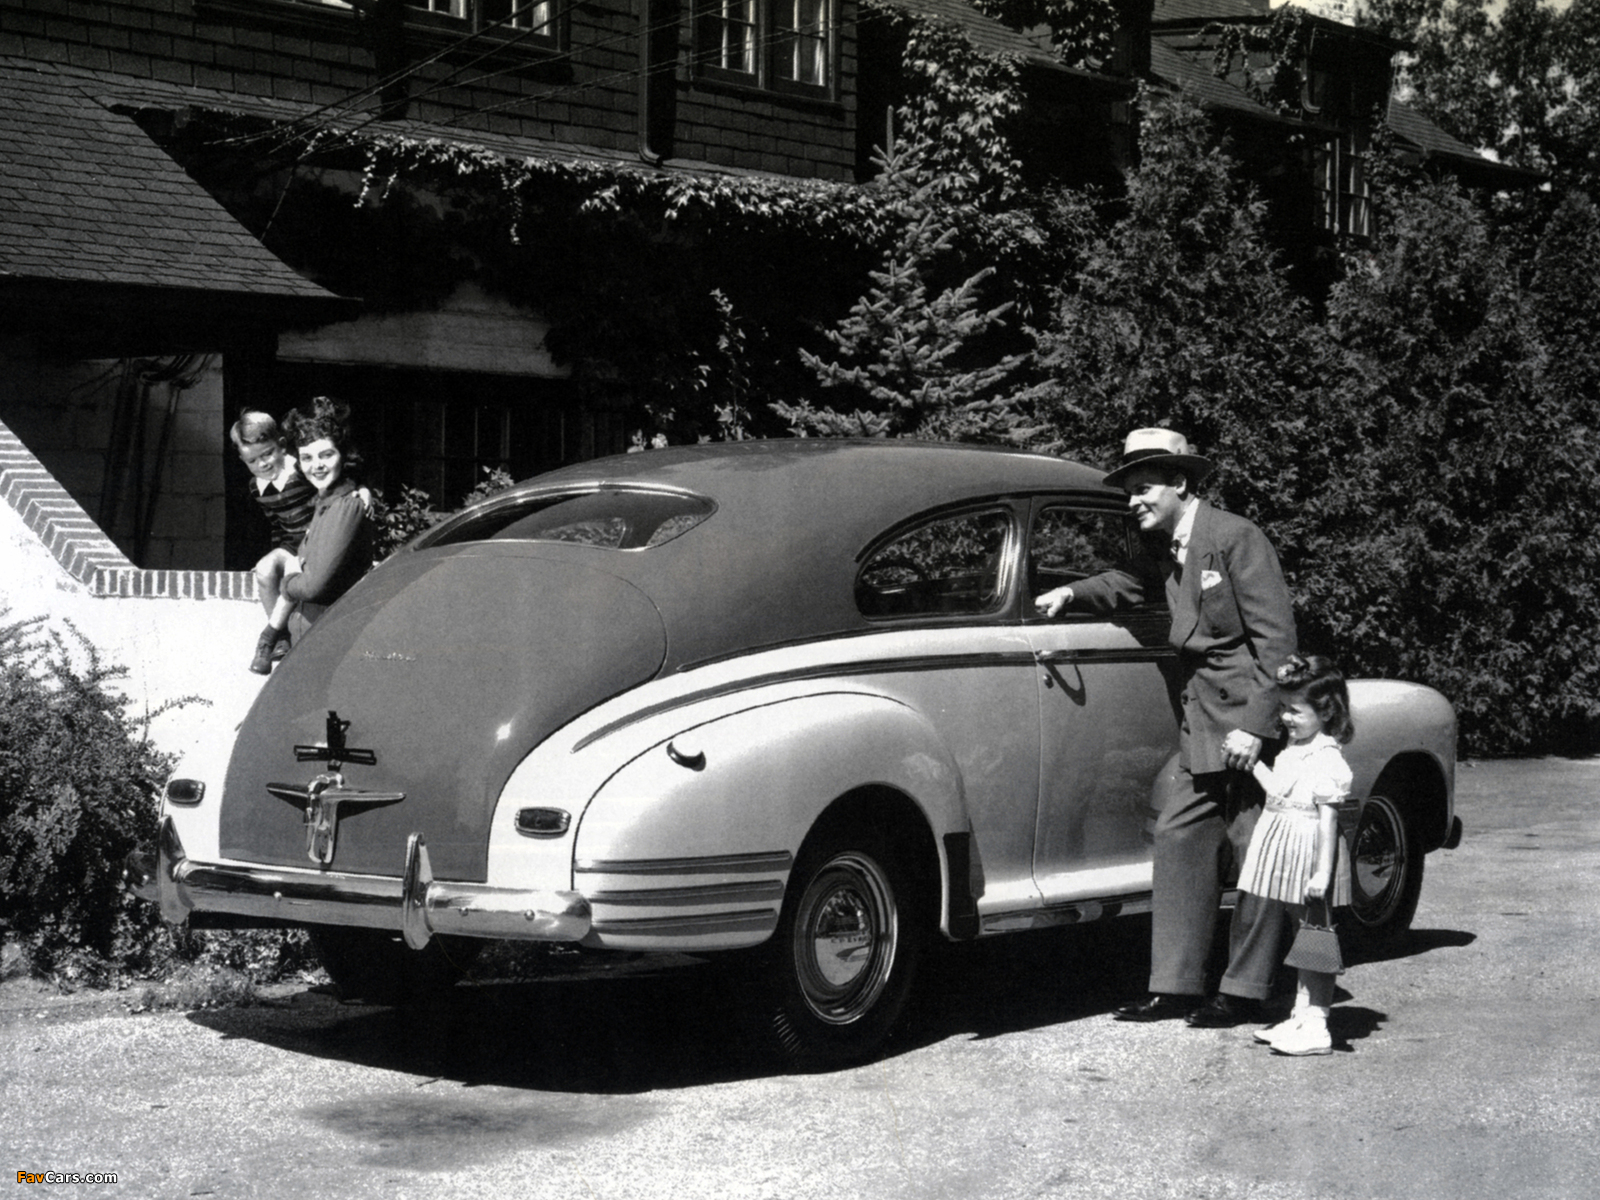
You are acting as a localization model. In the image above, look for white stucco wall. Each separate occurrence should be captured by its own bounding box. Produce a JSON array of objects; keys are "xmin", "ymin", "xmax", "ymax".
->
[{"xmin": 2, "ymin": 496, "xmax": 267, "ymax": 760}]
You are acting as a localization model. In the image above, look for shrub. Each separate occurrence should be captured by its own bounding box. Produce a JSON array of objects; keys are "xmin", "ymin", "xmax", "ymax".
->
[{"xmin": 0, "ymin": 613, "xmax": 172, "ymax": 984}]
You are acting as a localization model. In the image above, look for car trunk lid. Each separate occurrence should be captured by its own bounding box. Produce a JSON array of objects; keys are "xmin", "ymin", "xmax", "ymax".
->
[{"xmin": 219, "ymin": 547, "xmax": 666, "ymax": 882}]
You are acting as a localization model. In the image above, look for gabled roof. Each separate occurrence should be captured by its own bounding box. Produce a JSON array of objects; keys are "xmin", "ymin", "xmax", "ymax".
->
[
  {"xmin": 1149, "ymin": 24, "xmax": 1536, "ymax": 183},
  {"xmin": 1153, "ymin": 0, "xmax": 1270, "ymax": 24},
  {"xmin": 885, "ymin": 0, "xmax": 1060, "ymax": 65},
  {"xmin": 0, "ymin": 57, "xmax": 339, "ymax": 302},
  {"xmin": 878, "ymin": 0, "xmax": 1128, "ymax": 85},
  {"xmin": 1149, "ymin": 33, "xmax": 1311, "ymax": 126},
  {"xmin": 1386, "ymin": 97, "xmax": 1544, "ymax": 185}
]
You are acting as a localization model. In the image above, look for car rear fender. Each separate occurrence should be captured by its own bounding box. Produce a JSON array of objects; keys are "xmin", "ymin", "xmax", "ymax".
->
[{"xmin": 569, "ymin": 692, "xmax": 970, "ymax": 950}]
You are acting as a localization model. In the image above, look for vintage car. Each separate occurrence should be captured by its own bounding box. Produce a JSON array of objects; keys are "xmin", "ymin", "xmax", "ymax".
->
[{"xmin": 135, "ymin": 440, "xmax": 1460, "ymax": 1065}]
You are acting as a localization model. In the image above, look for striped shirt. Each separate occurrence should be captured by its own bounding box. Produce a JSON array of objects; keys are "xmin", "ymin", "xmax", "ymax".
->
[{"xmin": 253, "ymin": 463, "xmax": 317, "ymax": 553}]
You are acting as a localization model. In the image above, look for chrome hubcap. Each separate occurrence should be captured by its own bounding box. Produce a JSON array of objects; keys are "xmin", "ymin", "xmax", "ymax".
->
[
  {"xmin": 1351, "ymin": 797, "xmax": 1406, "ymax": 926},
  {"xmin": 792, "ymin": 851, "xmax": 897, "ymax": 1025}
]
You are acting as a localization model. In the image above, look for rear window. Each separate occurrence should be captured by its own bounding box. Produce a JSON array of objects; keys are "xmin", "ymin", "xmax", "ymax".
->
[{"xmin": 425, "ymin": 489, "xmax": 714, "ymax": 550}]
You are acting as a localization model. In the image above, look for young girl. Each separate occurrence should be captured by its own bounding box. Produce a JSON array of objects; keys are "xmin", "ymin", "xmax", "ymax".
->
[
  {"xmin": 1238, "ymin": 653, "xmax": 1355, "ymax": 1056},
  {"xmin": 231, "ymin": 411, "xmax": 316, "ymax": 674},
  {"xmin": 277, "ymin": 397, "xmax": 375, "ymax": 644}
]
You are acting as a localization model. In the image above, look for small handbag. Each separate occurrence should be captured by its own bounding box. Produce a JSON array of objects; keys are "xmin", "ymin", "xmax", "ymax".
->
[{"xmin": 1283, "ymin": 897, "xmax": 1344, "ymax": 975}]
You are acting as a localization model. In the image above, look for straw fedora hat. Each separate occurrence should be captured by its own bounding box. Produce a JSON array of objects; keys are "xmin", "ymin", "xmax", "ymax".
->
[{"xmin": 1102, "ymin": 428, "xmax": 1214, "ymax": 490}]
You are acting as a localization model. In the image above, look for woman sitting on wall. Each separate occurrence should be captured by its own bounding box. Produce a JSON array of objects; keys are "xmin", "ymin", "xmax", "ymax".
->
[{"xmin": 278, "ymin": 397, "xmax": 374, "ymax": 643}]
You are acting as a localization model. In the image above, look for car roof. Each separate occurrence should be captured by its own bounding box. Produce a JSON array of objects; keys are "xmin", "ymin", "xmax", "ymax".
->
[
  {"xmin": 440, "ymin": 440, "xmax": 1120, "ymax": 672},
  {"xmin": 525, "ymin": 438, "xmax": 1110, "ymax": 514}
]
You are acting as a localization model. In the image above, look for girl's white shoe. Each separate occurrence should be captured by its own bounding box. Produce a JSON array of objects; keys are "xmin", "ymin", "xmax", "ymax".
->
[
  {"xmin": 1252, "ymin": 1018, "xmax": 1297, "ymax": 1045},
  {"xmin": 1268, "ymin": 1019, "xmax": 1333, "ymax": 1056}
]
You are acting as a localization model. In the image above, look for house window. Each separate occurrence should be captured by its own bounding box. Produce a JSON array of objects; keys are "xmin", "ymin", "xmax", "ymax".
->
[
  {"xmin": 775, "ymin": 0, "xmax": 828, "ymax": 86},
  {"xmin": 705, "ymin": 0, "xmax": 759, "ymax": 74},
  {"xmin": 696, "ymin": 0, "xmax": 836, "ymax": 95},
  {"xmin": 286, "ymin": 1, "xmax": 556, "ymax": 41},
  {"xmin": 1314, "ymin": 130, "xmax": 1371, "ymax": 239}
]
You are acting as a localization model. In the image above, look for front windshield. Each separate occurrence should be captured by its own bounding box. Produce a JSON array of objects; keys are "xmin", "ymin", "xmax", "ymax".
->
[{"xmin": 425, "ymin": 489, "xmax": 714, "ymax": 550}]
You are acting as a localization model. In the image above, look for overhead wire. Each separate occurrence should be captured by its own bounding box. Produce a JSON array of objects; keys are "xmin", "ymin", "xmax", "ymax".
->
[
  {"xmin": 309, "ymin": 7, "xmax": 892, "ymax": 158},
  {"xmin": 210, "ymin": 0, "xmax": 560, "ymax": 150}
]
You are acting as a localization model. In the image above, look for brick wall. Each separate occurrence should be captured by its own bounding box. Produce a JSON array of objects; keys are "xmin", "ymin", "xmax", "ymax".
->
[{"xmin": 0, "ymin": 0, "xmax": 859, "ymax": 180}]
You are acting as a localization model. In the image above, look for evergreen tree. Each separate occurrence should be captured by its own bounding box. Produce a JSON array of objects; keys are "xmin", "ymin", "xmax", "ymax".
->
[
  {"xmin": 1530, "ymin": 190, "xmax": 1600, "ymax": 432},
  {"xmin": 1029, "ymin": 88, "xmax": 1345, "ymax": 530},
  {"xmin": 1319, "ymin": 175, "xmax": 1600, "ymax": 751},
  {"xmin": 777, "ymin": 140, "xmax": 1030, "ymax": 442}
]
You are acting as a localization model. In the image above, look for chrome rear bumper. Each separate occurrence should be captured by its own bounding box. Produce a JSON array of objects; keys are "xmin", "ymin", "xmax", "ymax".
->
[{"xmin": 131, "ymin": 817, "xmax": 591, "ymax": 947}]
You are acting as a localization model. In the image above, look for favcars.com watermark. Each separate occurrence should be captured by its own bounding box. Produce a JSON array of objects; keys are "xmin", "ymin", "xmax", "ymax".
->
[{"xmin": 16, "ymin": 1173, "xmax": 118, "ymax": 1185}]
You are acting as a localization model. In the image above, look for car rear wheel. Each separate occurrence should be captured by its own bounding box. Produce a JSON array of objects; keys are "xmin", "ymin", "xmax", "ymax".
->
[
  {"xmin": 308, "ymin": 926, "xmax": 481, "ymax": 1006},
  {"xmin": 1345, "ymin": 795, "xmax": 1424, "ymax": 947},
  {"xmin": 753, "ymin": 823, "xmax": 929, "ymax": 1070}
]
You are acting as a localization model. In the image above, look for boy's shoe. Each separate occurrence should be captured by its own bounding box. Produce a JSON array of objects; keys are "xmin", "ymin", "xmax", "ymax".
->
[
  {"xmin": 1268, "ymin": 1020, "xmax": 1333, "ymax": 1056},
  {"xmin": 248, "ymin": 626, "xmax": 283, "ymax": 675}
]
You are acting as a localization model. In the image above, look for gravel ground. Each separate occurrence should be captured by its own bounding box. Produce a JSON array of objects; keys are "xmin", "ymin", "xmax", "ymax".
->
[{"xmin": 3, "ymin": 757, "xmax": 1598, "ymax": 1199}]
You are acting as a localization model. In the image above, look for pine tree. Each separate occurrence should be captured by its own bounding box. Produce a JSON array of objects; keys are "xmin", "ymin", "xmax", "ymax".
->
[{"xmin": 776, "ymin": 139, "xmax": 1030, "ymax": 442}]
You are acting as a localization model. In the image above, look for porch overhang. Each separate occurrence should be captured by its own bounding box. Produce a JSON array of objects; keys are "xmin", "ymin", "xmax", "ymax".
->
[{"xmin": 0, "ymin": 56, "xmax": 356, "ymax": 354}]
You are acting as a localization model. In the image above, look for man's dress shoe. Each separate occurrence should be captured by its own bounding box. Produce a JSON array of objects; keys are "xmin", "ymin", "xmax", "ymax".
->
[
  {"xmin": 1184, "ymin": 993, "xmax": 1257, "ymax": 1028},
  {"xmin": 1113, "ymin": 994, "xmax": 1197, "ymax": 1021}
]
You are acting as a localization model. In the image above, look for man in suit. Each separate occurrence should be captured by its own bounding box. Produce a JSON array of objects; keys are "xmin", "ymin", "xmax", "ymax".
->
[{"xmin": 1035, "ymin": 428, "xmax": 1298, "ymax": 1026}]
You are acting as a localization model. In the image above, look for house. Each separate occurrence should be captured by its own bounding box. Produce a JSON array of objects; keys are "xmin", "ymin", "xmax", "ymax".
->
[
  {"xmin": 1147, "ymin": 0, "xmax": 1536, "ymax": 279},
  {"xmin": 1, "ymin": 0, "xmax": 1135, "ymax": 591}
]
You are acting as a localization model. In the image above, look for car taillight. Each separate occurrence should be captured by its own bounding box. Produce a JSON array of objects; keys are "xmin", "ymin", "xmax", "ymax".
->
[
  {"xmin": 515, "ymin": 807, "xmax": 571, "ymax": 837},
  {"xmin": 164, "ymin": 778, "xmax": 205, "ymax": 807}
]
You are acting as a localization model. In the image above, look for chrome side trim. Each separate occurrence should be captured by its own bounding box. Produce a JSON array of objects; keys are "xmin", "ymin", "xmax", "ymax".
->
[
  {"xmin": 1032, "ymin": 647, "xmax": 1172, "ymax": 665},
  {"xmin": 589, "ymin": 909, "xmax": 780, "ymax": 936},
  {"xmin": 587, "ymin": 880, "xmax": 786, "ymax": 906},
  {"xmin": 573, "ymin": 653, "xmax": 1039, "ymax": 751},
  {"xmin": 980, "ymin": 893, "xmax": 1151, "ymax": 934},
  {"xmin": 575, "ymin": 850, "xmax": 793, "ymax": 875},
  {"xmin": 146, "ymin": 817, "xmax": 590, "ymax": 946}
]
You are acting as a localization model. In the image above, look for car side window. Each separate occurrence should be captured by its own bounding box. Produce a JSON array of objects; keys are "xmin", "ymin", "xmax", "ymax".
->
[
  {"xmin": 856, "ymin": 508, "xmax": 1012, "ymax": 619},
  {"xmin": 1029, "ymin": 506, "xmax": 1133, "ymax": 597}
]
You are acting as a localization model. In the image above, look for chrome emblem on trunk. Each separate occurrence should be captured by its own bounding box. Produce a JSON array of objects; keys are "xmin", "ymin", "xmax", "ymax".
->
[{"xmin": 267, "ymin": 712, "xmax": 402, "ymax": 866}]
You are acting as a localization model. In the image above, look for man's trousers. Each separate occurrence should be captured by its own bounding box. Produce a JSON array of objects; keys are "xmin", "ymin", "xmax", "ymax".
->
[{"xmin": 1147, "ymin": 764, "xmax": 1294, "ymax": 999}]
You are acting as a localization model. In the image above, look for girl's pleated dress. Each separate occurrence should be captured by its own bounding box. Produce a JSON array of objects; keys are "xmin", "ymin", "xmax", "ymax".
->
[{"xmin": 1238, "ymin": 732, "xmax": 1353, "ymax": 906}]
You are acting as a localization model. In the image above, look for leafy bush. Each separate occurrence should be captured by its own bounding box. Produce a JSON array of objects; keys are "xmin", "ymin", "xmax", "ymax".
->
[
  {"xmin": 0, "ymin": 613, "xmax": 171, "ymax": 984},
  {"xmin": 1026, "ymin": 88, "xmax": 1600, "ymax": 754},
  {"xmin": 371, "ymin": 466, "xmax": 517, "ymax": 560}
]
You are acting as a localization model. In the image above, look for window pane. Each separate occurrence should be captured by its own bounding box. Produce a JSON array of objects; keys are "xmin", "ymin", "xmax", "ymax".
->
[
  {"xmin": 701, "ymin": 0, "xmax": 757, "ymax": 74},
  {"xmin": 430, "ymin": 489, "xmax": 715, "ymax": 550},
  {"xmin": 856, "ymin": 509, "xmax": 1011, "ymax": 618},
  {"xmin": 406, "ymin": 0, "xmax": 466, "ymax": 16},
  {"xmin": 1029, "ymin": 507, "xmax": 1128, "ymax": 596},
  {"xmin": 775, "ymin": 0, "xmax": 829, "ymax": 85},
  {"xmin": 481, "ymin": 0, "xmax": 554, "ymax": 33}
]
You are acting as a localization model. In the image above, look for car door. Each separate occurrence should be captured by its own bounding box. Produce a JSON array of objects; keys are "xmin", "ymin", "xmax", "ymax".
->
[
  {"xmin": 1023, "ymin": 498, "xmax": 1180, "ymax": 910},
  {"xmin": 851, "ymin": 502, "xmax": 1046, "ymax": 918}
]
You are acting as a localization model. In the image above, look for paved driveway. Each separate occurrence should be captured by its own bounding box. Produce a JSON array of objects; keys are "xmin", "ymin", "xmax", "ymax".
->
[{"xmin": 3, "ymin": 757, "xmax": 1597, "ymax": 1199}]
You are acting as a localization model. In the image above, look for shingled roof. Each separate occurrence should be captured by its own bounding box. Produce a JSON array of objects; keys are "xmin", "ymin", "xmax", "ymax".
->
[{"xmin": 0, "ymin": 56, "xmax": 338, "ymax": 302}]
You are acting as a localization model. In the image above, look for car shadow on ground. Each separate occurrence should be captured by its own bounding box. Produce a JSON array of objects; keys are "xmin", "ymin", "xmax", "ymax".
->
[
  {"xmin": 185, "ymin": 918, "xmax": 1471, "ymax": 1091},
  {"xmin": 185, "ymin": 920, "xmax": 1159, "ymax": 1092},
  {"xmin": 1345, "ymin": 926, "xmax": 1476, "ymax": 966}
]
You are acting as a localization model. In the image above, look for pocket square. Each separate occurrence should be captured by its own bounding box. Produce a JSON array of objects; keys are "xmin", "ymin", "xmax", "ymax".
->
[{"xmin": 1201, "ymin": 569, "xmax": 1223, "ymax": 590}]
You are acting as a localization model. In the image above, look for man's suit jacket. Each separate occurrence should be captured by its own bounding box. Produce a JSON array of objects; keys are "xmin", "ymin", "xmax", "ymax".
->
[{"xmin": 1069, "ymin": 501, "xmax": 1297, "ymax": 775}]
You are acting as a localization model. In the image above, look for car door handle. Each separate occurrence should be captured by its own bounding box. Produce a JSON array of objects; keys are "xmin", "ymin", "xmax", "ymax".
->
[
  {"xmin": 666, "ymin": 740, "xmax": 706, "ymax": 771},
  {"xmin": 1033, "ymin": 649, "xmax": 1079, "ymax": 664}
]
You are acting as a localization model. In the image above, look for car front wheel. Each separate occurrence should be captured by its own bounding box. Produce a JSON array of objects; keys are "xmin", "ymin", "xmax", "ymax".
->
[
  {"xmin": 1345, "ymin": 795, "xmax": 1424, "ymax": 947},
  {"xmin": 755, "ymin": 824, "xmax": 929, "ymax": 1069}
]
